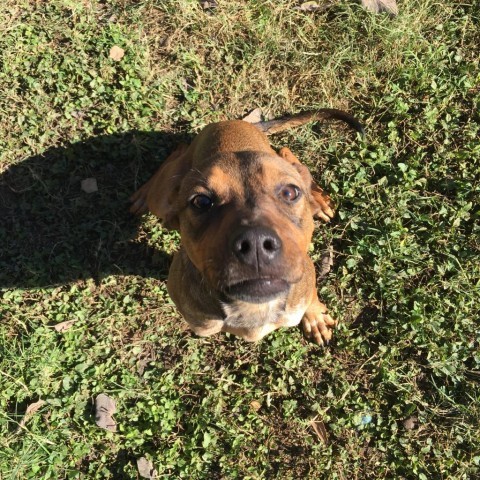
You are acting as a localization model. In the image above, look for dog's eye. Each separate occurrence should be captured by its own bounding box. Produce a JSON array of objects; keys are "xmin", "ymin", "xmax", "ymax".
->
[
  {"xmin": 279, "ymin": 184, "xmax": 301, "ymax": 203},
  {"xmin": 190, "ymin": 194, "xmax": 214, "ymax": 211}
]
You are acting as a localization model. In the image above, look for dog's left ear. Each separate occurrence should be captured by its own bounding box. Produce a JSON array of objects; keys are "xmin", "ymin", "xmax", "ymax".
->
[{"xmin": 278, "ymin": 147, "xmax": 334, "ymax": 222}]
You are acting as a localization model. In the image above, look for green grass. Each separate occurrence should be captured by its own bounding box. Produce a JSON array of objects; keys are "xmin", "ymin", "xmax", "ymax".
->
[{"xmin": 1, "ymin": 0, "xmax": 479, "ymax": 478}]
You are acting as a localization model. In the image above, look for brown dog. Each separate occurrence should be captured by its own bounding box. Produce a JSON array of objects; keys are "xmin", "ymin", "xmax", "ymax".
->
[{"xmin": 130, "ymin": 109, "xmax": 363, "ymax": 345}]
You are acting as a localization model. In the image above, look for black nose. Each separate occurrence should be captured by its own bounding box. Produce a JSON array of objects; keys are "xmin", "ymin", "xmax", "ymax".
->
[{"xmin": 230, "ymin": 226, "xmax": 282, "ymax": 268}]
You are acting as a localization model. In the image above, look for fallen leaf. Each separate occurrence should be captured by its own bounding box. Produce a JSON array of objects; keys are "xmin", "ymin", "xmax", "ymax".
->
[
  {"xmin": 360, "ymin": 0, "xmax": 398, "ymax": 15},
  {"xmin": 403, "ymin": 416, "xmax": 417, "ymax": 430},
  {"xmin": 199, "ymin": 0, "xmax": 218, "ymax": 9},
  {"xmin": 137, "ymin": 457, "xmax": 157, "ymax": 479},
  {"xmin": 54, "ymin": 319, "xmax": 76, "ymax": 332},
  {"xmin": 95, "ymin": 394, "xmax": 117, "ymax": 432},
  {"xmin": 15, "ymin": 400, "xmax": 45, "ymax": 433},
  {"xmin": 295, "ymin": 1, "xmax": 323, "ymax": 12},
  {"xmin": 160, "ymin": 35, "xmax": 172, "ymax": 49},
  {"xmin": 242, "ymin": 108, "xmax": 263, "ymax": 124},
  {"xmin": 81, "ymin": 178, "xmax": 98, "ymax": 193},
  {"xmin": 310, "ymin": 416, "xmax": 328, "ymax": 444},
  {"xmin": 319, "ymin": 246, "xmax": 334, "ymax": 277},
  {"xmin": 70, "ymin": 110, "xmax": 84, "ymax": 119},
  {"xmin": 109, "ymin": 45, "xmax": 125, "ymax": 61},
  {"xmin": 137, "ymin": 348, "xmax": 156, "ymax": 375},
  {"xmin": 250, "ymin": 400, "xmax": 261, "ymax": 411}
]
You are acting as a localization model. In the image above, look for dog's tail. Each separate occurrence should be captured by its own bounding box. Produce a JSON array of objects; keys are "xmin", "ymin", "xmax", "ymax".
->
[{"xmin": 252, "ymin": 108, "xmax": 365, "ymax": 137}]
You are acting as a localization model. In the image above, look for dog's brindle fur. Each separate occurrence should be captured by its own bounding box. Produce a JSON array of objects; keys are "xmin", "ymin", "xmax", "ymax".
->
[{"xmin": 130, "ymin": 110, "xmax": 363, "ymax": 345}]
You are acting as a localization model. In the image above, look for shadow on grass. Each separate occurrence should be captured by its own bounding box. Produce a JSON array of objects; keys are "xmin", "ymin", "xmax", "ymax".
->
[{"xmin": 0, "ymin": 130, "xmax": 188, "ymax": 289}]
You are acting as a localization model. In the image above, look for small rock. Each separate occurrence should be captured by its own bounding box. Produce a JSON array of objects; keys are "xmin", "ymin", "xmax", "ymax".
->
[{"xmin": 81, "ymin": 178, "xmax": 98, "ymax": 194}]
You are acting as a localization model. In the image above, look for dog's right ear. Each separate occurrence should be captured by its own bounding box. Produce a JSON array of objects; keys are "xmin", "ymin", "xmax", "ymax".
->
[
  {"xmin": 278, "ymin": 147, "xmax": 334, "ymax": 222},
  {"xmin": 130, "ymin": 144, "xmax": 190, "ymax": 230}
]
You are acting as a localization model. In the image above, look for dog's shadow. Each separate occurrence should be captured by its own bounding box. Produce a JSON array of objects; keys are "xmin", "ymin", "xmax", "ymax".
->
[{"xmin": 0, "ymin": 131, "xmax": 186, "ymax": 290}]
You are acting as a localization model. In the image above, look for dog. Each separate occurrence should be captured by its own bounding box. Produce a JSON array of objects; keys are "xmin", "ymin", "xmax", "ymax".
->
[{"xmin": 130, "ymin": 109, "xmax": 363, "ymax": 345}]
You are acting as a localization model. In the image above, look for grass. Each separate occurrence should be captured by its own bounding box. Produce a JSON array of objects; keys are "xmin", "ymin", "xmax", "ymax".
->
[{"xmin": 1, "ymin": 0, "xmax": 479, "ymax": 478}]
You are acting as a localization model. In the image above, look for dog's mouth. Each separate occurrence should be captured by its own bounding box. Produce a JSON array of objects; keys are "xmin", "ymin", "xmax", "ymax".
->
[{"xmin": 224, "ymin": 278, "xmax": 289, "ymax": 303}]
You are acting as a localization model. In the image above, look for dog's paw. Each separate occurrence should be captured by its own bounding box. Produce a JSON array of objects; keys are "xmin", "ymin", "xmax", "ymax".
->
[
  {"xmin": 301, "ymin": 302, "xmax": 336, "ymax": 346},
  {"xmin": 311, "ymin": 184, "xmax": 335, "ymax": 222}
]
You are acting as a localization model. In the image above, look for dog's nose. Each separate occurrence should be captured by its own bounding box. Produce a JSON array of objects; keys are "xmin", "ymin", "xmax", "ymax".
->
[{"xmin": 231, "ymin": 226, "xmax": 282, "ymax": 267}]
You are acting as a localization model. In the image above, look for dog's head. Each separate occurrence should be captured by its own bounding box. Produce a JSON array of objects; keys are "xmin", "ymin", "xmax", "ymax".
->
[{"xmin": 145, "ymin": 122, "xmax": 334, "ymax": 303}]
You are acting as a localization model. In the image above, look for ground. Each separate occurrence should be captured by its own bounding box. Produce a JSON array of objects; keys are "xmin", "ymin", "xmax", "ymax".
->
[{"xmin": 0, "ymin": 1, "xmax": 479, "ymax": 479}]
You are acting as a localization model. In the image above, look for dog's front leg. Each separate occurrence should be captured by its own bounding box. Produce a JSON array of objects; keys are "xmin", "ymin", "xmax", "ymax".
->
[{"xmin": 300, "ymin": 258, "xmax": 336, "ymax": 346}]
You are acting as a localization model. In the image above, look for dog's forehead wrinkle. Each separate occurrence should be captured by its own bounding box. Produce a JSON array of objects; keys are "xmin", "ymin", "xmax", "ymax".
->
[
  {"xmin": 190, "ymin": 152, "xmax": 300, "ymax": 197},
  {"xmin": 182, "ymin": 168, "xmax": 208, "ymax": 190},
  {"xmin": 189, "ymin": 167, "xmax": 207, "ymax": 179}
]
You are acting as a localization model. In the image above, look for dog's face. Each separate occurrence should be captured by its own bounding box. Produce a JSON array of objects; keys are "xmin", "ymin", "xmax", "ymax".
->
[
  {"xmin": 178, "ymin": 151, "xmax": 315, "ymax": 302},
  {"xmin": 150, "ymin": 147, "xmax": 331, "ymax": 304}
]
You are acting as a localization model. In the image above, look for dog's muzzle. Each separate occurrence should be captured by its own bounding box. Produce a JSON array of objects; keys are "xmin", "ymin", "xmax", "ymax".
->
[{"xmin": 223, "ymin": 225, "xmax": 290, "ymax": 302}]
